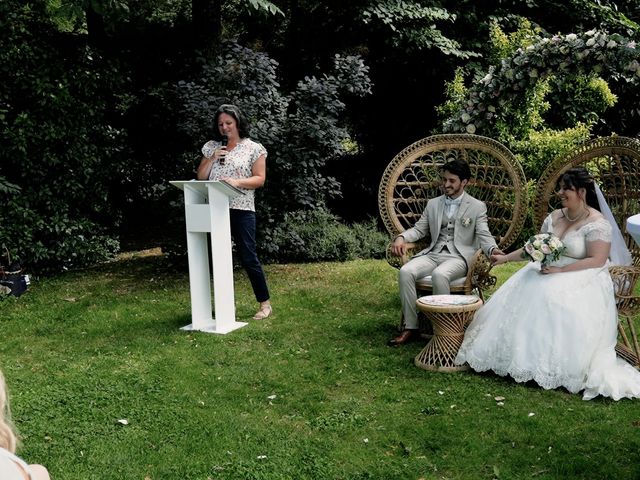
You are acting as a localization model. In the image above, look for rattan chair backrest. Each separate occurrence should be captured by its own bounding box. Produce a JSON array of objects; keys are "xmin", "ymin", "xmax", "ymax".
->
[
  {"xmin": 533, "ymin": 136, "xmax": 640, "ymax": 265},
  {"xmin": 378, "ymin": 134, "xmax": 528, "ymax": 251}
]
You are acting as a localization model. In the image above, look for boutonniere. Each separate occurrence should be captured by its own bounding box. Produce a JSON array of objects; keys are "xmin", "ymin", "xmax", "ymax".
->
[{"xmin": 461, "ymin": 217, "xmax": 472, "ymax": 227}]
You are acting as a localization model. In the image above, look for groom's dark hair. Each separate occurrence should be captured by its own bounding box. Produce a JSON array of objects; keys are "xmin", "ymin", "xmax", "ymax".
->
[{"xmin": 440, "ymin": 159, "xmax": 471, "ymax": 182}]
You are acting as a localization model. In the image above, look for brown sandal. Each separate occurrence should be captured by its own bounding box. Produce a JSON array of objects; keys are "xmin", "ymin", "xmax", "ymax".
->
[{"xmin": 252, "ymin": 304, "xmax": 272, "ymax": 320}]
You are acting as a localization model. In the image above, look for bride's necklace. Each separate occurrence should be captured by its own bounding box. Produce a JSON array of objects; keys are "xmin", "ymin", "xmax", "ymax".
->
[{"xmin": 564, "ymin": 207, "xmax": 589, "ymax": 222}]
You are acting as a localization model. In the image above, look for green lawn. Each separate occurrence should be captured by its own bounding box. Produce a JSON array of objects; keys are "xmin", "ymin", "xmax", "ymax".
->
[{"xmin": 2, "ymin": 257, "xmax": 639, "ymax": 479}]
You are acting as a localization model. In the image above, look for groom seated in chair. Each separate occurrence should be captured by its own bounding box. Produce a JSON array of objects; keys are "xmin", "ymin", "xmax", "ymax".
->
[{"xmin": 389, "ymin": 158, "xmax": 503, "ymax": 346}]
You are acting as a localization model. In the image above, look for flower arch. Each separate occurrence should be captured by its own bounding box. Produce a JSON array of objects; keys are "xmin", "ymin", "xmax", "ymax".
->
[{"xmin": 442, "ymin": 30, "xmax": 640, "ymax": 134}]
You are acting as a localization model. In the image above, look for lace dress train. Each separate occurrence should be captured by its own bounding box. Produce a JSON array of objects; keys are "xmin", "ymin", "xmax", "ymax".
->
[{"xmin": 455, "ymin": 217, "xmax": 640, "ymax": 400}]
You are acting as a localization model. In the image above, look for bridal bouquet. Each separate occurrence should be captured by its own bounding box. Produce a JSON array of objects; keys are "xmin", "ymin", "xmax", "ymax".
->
[{"xmin": 522, "ymin": 233, "xmax": 566, "ymax": 267}]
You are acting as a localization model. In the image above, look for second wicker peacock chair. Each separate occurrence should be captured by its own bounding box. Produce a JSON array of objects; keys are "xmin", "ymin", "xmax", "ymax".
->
[{"xmin": 533, "ymin": 135, "xmax": 640, "ymax": 367}]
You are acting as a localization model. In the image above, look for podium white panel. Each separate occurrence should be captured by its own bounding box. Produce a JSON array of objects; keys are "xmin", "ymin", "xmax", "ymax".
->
[
  {"xmin": 170, "ymin": 180, "xmax": 247, "ymax": 334},
  {"xmin": 185, "ymin": 204, "xmax": 212, "ymax": 232},
  {"xmin": 628, "ymin": 214, "xmax": 640, "ymax": 247}
]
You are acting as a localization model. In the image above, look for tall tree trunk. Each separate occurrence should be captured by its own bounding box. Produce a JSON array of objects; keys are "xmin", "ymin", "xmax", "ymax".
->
[
  {"xmin": 192, "ymin": 0, "xmax": 222, "ymax": 60},
  {"xmin": 280, "ymin": 0, "xmax": 303, "ymax": 87},
  {"xmin": 86, "ymin": 3, "xmax": 108, "ymax": 49}
]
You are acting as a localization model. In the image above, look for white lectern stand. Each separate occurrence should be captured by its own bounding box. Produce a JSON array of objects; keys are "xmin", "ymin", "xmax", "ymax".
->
[
  {"xmin": 628, "ymin": 214, "xmax": 640, "ymax": 247},
  {"xmin": 170, "ymin": 180, "xmax": 247, "ymax": 334}
]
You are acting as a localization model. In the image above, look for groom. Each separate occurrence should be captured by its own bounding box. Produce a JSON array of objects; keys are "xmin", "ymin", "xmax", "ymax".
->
[{"xmin": 388, "ymin": 158, "xmax": 503, "ymax": 346}]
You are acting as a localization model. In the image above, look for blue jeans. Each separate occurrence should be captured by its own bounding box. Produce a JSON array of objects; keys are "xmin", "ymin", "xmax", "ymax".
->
[{"xmin": 230, "ymin": 209, "xmax": 270, "ymax": 302}]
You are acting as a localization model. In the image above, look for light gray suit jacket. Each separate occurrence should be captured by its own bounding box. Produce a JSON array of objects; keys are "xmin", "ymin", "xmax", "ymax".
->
[{"xmin": 400, "ymin": 193, "xmax": 498, "ymax": 268}]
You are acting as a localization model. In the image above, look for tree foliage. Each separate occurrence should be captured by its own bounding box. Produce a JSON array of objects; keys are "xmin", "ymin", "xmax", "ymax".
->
[
  {"xmin": 361, "ymin": 1, "xmax": 478, "ymax": 58},
  {"xmin": 437, "ymin": 19, "xmax": 638, "ymax": 246},
  {"xmin": 441, "ymin": 29, "xmax": 640, "ymax": 137},
  {"xmin": 175, "ymin": 42, "xmax": 372, "ymax": 258},
  {"xmin": 0, "ymin": 1, "xmax": 129, "ymax": 270},
  {"xmin": 5, "ymin": 0, "xmax": 640, "ymax": 269},
  {"xmin": 245, "ymin": 0, "xmax": 283, "ymax": 16}
]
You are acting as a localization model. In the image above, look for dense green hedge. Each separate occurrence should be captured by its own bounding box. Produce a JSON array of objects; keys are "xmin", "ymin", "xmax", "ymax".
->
[
  {"xmin": 0, "ymin": 5, "xmax": 378, "ymax": 271},
  {"xmin": 268, "ymin": 209, "xmax": 389, "ymax": 263},
  {"xmin": 0, "ymin": 2, "xmax": 127, "ymax": 271},
  {"xmin": 175, "ymin": 42, "xmax": 373, "ymax": 261}
]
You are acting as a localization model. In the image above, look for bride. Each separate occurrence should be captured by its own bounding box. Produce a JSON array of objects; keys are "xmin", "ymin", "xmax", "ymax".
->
[{"xmin": 455, "ymin": 167, "xmax": 640, "ymax": 400}]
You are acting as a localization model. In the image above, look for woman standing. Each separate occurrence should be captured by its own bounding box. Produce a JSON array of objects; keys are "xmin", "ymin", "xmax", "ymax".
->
[{"xmin": 197, "ymin": 104, "xmax": 272, "ymax": 320}]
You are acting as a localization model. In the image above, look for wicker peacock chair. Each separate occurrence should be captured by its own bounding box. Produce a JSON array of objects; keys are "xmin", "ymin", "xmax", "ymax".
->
[
  {"xmin": 378, "ymin": 134, "xmax": 528, "ymax": 329},
  {"xmin": 533, "ymin": 135, "xmax": 640, "ymax": 367}
]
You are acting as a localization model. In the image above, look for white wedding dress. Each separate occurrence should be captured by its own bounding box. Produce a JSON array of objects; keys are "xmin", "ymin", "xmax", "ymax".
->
[
  {"xmin": 456, "ymin": 215, "xmax": 640, "ymax": 400},
  {"xmin": 0, "ymin": 447, "xmax": 33, "ymax": 480}
]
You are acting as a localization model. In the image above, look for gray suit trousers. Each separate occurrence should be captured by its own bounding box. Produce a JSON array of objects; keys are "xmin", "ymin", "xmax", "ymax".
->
[{"xmin": 398, "ymin": 250, "xmax": 467, "ymax": 329}]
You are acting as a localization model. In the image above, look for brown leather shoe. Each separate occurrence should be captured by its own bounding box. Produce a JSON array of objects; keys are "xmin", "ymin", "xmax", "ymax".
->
[{"xmin": 388, "ymin": 329, "xmax": 419, "ymax": 346}]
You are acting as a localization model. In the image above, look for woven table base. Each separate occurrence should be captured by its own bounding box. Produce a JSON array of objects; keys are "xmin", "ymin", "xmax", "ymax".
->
[{"xmin": 414, "ymin": 297, "xmax": 483, "ymax": 372}]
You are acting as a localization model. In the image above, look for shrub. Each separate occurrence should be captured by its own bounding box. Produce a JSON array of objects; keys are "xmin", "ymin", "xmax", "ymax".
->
[
  {"xmin": 435, "ymin": 23, "xmax": 630, "ymax": 252},
  {"xmin": 512, "ymin": 123, "xmax": 592, "ymax": 180},
  {"xmin": 0, "ymin": 1, "xmax": 127, "ymax": 272},
  {"xmin": 441, "ymin": 29, "xmax": 639, "ymax": 136},
  {"xmin": 268, "ymin": 209, "xmax": 388, "ymax": 263},
  {"xmin": 175, "ymin": 42, "xmax": 373, "ymax": 260},
  {"xmin": 547, "ymin": 74, "xmax": 618, "ymax": 128}
]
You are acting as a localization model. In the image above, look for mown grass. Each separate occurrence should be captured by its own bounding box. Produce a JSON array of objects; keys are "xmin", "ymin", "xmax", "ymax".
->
[{"xmin": 1, "ymin": 257, "xmax": 639, "ymax": 480}]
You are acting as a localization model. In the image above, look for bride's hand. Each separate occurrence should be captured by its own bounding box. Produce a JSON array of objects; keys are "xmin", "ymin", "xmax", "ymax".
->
[{"xmin": 540, "ymin": 265, "xmax": 561, "ymax": 275}]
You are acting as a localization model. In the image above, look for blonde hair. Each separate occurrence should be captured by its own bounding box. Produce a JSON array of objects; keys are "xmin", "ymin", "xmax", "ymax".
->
[{"xmin": 0, "ymin": 369, "xmax": 17, "ymax": 453}]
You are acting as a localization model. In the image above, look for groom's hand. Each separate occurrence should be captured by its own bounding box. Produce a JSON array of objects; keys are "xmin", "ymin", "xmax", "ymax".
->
[
  {"xmin": 391, "ymin": 236, "xmax": 408, "ymax": 257},
  {"xmin": 490, "ymin": 251, "xmax": 507, "ymax": 265},
  {"xmin": 489, "ymin": 247, "xmax": 505, "ymax": 265}
]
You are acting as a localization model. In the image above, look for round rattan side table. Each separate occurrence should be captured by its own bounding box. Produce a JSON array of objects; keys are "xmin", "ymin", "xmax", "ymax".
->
[{"xmin": 414, "ymin": 295, "xmax": 483, "ymax": 372}]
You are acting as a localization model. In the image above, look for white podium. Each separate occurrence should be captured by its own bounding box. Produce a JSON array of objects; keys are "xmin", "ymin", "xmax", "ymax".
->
[
  {"xmin": 628, "ymin": 214, "xmax": 640, "ymax": 247},
  {"xmin": 170, "ymin": 180, "xmax": 247, "ymax": 334}
]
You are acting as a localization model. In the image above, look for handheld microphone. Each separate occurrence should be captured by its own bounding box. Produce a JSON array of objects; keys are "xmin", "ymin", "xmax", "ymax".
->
[{"xmin": 220, "ymin": 135, "xmax": 228, "ymax": 164}]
